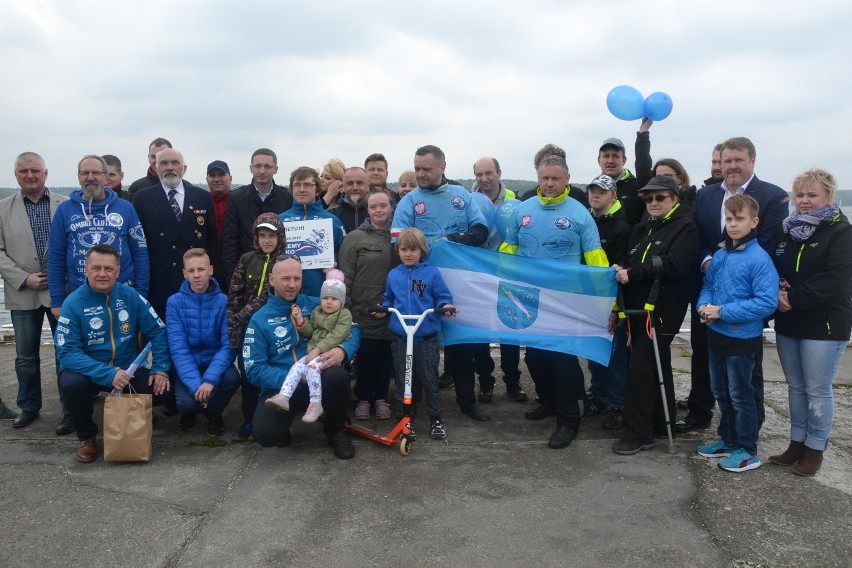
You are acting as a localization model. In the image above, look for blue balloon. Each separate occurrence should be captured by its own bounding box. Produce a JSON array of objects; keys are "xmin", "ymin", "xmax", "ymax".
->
[
  {"xmin": 644, "ymin": 92, "xmax": 673, "ymax": 121},
  {"xmin": 495, "ymin": 198, "xmax": 521, "ymax": 240},
  {"xmin": 606, "ymin": 85, "xmax": 645, "ymax": 121},
  {"xmin": 470, "ymin": 191, "xmax": 496, "ymax": 231}
]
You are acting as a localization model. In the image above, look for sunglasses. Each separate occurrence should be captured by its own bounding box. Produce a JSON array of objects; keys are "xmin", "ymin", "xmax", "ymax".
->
[
  {"xmin": 276, "ymin": 253, "xmax": 302, "ymax": 263},
  {"xmin": 642, "ymin": 194, "xmax": 672, "ymax": 204}
]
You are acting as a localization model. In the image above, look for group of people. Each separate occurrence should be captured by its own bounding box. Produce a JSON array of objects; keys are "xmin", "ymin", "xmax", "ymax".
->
[{"xmin": 0, "ymin": 128, "xmax": 848, "ymax": 475}]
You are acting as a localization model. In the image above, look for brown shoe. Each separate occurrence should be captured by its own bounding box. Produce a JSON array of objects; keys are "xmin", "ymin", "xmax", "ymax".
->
[
  {"xmin": 76, "ymin": 437, "xmax": 97, "ymax": 463},
  {"xmin": 768, "ymin": 441, "xmax": 806, "ymax": 466},
  {"xmin": 793, "ymin": 447, "xmax": 824, "ymax": 477}
]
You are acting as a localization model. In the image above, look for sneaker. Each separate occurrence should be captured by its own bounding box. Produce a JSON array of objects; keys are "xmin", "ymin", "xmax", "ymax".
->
[
  {"xmin": 231, "ymin": 420, "xmax": 254, "ymax": 443},
  {"xmin": 302, "ymin": 402, "xmax": 323, "ymax": 423},
  {"xmin": 718, "ymin": 449, "xmax": 761, "ymax": 472},
  {"xmin": 354, "ymin": 400, "xmax": 370, "ymax": 420},
  {"xmin": 205, "ymin": 412, "xmax": 225, "ymax": 436},
  {"xmin": 0, "ymin": 401, "xmax": 19, "ymax": 420},
  {"xmin": 585, "ymin": 396, "xmax": 607, "ymax": 416},
  {"xmin": 375, "ymin": 399, "xmax": 392, "ymax": 420},
  {"xmin": 264, "ymin": 394, "xmax": 289, "ymax": 413},
  {"xmin": 612, "ymin": 439, "xmax": 655, "ymax": 455},
  {"xmin": 179, "ymin": 413, "xmax": 196, "ymax": 431},
  {"xmin": 697, "ymin": 440, "xmax": 737, "ymax": 458},
  {"xmin": 602, "ymin": 407, "xmax": 623, "ymax": 430},
  {"xmin": 430, "ymin": 420, "xmax": 447, "ymax": 440}
]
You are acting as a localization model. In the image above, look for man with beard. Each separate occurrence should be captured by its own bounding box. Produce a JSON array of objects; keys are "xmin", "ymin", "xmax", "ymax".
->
[
  {"xmin": 133, "ymin": 148, "xmax": 216, "ymax": 321},
  {"xmin": 329, "ymin": 167, "xmax": 370, "ymax": 233},
  {"xmin": 48, "ymin": 155, "xmax": 148, "ymax": 319}
]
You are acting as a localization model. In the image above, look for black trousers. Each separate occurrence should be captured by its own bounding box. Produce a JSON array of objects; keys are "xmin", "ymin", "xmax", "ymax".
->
[
  {"xmin": 622, "ymin": 324, "xmax": 676, "ymax": 444},
  {"xmin": 524, "ymin": 347, "xmax": 584, "ymax": 429},
  {"xmin": 472, "ymin": 343, "xmax": 522, "ymax": 390},
  {"xmin": 253, "ymin": 365, "xmax": 350, "ymax": 446},
  {"xmin": 354, "ymin": 337, "xmax": 393, "ymax": 403},
  {"xmin": 445, "ymin": 343, "xmax": 479, "ymax": 410}
]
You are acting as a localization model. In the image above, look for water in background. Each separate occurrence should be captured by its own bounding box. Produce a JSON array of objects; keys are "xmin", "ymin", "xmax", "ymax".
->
[{"xmin": 0, "ymin": 280, "xmax": 55, "ymax": 344}]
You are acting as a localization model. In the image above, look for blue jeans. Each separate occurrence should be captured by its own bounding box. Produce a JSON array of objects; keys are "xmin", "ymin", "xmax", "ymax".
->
[
  {"xmin": 11, "ymin": 307, "xmax": 59, "ymax": 413},
  {"xmin": 174, "ymin": 365, "xmax": 241, "ymax": 415},
  {"xmin": 588, "ymin": 325, "xmax": 628, "ymax": 409},
  {"xmin": 776, "ymin": 334, "xmax": 845, "ymax": 451},
  {"xmin": 708, "ymin": 349, "xmax": 759, "ymax": 454}
]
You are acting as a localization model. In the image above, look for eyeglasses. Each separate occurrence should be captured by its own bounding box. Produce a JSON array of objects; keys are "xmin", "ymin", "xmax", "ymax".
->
[
  {"xmin": 251, "ymin": 164, "xmax": 276, "ymax": 170},
  {"xmin": 292, "ymin": 182, "xmax": 317, "ymax": 190},
  {"xmin": 643, "ymin": 194, "xmax": 672, "ymax": 204},
  {"xmin": 78, "ymin": 170, "xmax": 106, "ymax": 178},
  {"xmin": 276, "ymin": 253, "xmax": 302, "ymax": 263}
]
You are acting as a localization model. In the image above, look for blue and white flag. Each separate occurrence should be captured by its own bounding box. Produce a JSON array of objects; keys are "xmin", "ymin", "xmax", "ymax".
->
[{"xmin": 429, "ymin": 240, "xmax": 617, "ymax": 366}]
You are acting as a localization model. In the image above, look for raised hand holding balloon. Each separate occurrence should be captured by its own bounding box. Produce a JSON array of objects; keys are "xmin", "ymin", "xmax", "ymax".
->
[{"xmin": 607, "ymin": 86, "xmax": 673, "ymax": 122}]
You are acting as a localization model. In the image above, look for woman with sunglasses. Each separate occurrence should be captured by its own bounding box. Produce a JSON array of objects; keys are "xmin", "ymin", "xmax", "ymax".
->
[{"xmin": 611, "ymin": 176, "xmax": 698, "ymax": 455}]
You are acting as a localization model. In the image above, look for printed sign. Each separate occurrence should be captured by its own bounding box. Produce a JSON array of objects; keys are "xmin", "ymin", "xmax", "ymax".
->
[{"xmin": 283, "ymin": 218, "xmax": 335, "ymax": 269}]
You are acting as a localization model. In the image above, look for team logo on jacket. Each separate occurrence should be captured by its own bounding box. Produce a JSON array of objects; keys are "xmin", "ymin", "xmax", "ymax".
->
[
  {"xmin": 77, "ymin": 231, "xmax": 116, "ymax": 248},
  {"xmin": 90, "ymin": 317, "xmax": 103, "ymax": 330},
  {"xmin": 56, "ymin": 334, "xmax": 65, "ymax": 346},
  {"xmin": 450, "ymin": 196, "xmax": 465, "ymax": 210},
  {"xmin": 521, "ymin": 215, "xmax": 531, "ymax": 227},
  {"xmin": 542, "ymin": 235, "xmax": 572, "ymax": 259},
  {"xmin": 118, "ymin": 310, "xmax": 129, "ymax": 322},
  {"xmin": 414, "ymin": 202, "xmax": 427, "ymax": 215},
  {"xmin": 120, "ymin": 322, "xmax": 131, "ymax": 334},
  {"xmin": 106, "ymin": 213, "xmax": 123, "ymax": 227},
  {"xmin": 274, "ymin": 326, "xmax": 288, "ymax": 338},
  {"xmin": 554, "ymin": 216, "xmax": 572, "ymax": 230},
  {"xmin": 497, "ymin": 281, "xmax": 539, "ymax": 330}
]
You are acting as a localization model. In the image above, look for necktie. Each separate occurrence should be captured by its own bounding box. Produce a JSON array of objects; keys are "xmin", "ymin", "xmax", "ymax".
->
[{"xmin": 168, "ymin": 188, "xmax": 181, "ymax": 222}]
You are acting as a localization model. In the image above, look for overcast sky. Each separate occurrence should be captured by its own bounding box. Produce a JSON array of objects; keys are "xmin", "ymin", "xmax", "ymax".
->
[{"xmin": 2, "ymin": 0, "xmax": 850, "ymax": 191}]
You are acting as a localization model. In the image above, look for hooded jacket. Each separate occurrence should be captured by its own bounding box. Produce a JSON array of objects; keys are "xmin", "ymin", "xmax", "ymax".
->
[
  {"xmin": 698, "ymin": 233, "xmax": 779, "ymax": 341},
  {"xmin": 338, "ymin": 219, "xmax": 393, "ymax": 340},
  {"xmin": 622, "ymin": 202, "xmax": 698, "ymax": 335},
  {"xmin": 167, "ymin": 277, "xmax": 235, "ymax": 394},
  {"xmin": 382, "ymin": 261, "xmax": 453, "ymax": 339},
  {"xmin": 592, "ymin": 199, "xmax": 631, "ymax": 266},
  {"xmin": 771, "ymin": 211, "xmax": 852, "ymax": 341},
  {"xmin": 227, "ymin": 212, "xmax": 287, "ymax": 348},
  {"xmin": 328, "ymin": 192, "xmax": 369, "ymax": 234},
  {"xmin": 280, "ymin": 199, "xmax": 346, "ymax": 297},
  {"xmin": 54, "ymin": 280, "xmax": 169, "ymax": 387},
  {"xmin": 47, "ymin": 188, "xmax": 149, "ymax": 308}
]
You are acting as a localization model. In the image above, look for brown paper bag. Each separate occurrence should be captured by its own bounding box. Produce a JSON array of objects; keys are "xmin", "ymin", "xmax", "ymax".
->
[{"xmin": 103, "ymin": 389, "xmax": 153, "ymax": 462}]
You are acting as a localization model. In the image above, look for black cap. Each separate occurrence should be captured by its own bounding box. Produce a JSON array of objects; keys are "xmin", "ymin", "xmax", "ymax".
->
[
  {"xmin": 639, "ymin": 175, "xmax": 680, "ymax": 197},
  {"xmin": 207, "ymin": 160, "xmax": 230, "ymax": 175}
]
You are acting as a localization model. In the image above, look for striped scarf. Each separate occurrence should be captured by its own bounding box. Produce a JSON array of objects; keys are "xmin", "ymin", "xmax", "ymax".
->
[{"xmin": 782, "ymin": 205, "xmax": 840, "ymax": 242}]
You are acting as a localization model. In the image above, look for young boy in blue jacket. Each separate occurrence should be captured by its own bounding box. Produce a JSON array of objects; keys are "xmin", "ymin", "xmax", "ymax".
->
[
  {"xmin": 696, "ymin": 195, "xmax": 779, "ymax": 472},
  {"xmin": 166, "ymin": 248, "xmax": 240, "ymax": 436},
  {"xmin": 377, "ymin": 228, "xmax": 456, "ymax": 440}
]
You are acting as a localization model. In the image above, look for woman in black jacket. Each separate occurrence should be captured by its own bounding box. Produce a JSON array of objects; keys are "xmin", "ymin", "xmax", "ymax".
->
[
  {"xmin": 768, "ymin": 168, "xmax": 852, "ymax": 476},
  {"xmin": 611, "ymin": 176, "xmax": 698, "ymax": 455}
]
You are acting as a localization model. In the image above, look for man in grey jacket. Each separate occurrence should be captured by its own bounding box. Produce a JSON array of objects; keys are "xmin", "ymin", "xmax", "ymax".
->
[{"xmin": 0, "ymin": 152, "xmax": 69, "ymax": 432}]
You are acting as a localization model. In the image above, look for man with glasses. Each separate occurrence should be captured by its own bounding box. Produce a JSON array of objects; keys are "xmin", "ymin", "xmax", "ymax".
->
[
  {"xmin": 48, "ymin": 155, "xmax": 149, "ymax": 319},
  {"xmin": 133, "ymin": 148, "xmax": 216, "ymax": 321},
  {"xmin": 280, "ymin": 166, "xmax": 345, "ymax": 297},
  {"xmin": 221, "ymin": 148, "xmax": 292, "ymax": 288},
  {"xmin": 0, "ymin": 152, "xmax": 68, "ymax": 431}
]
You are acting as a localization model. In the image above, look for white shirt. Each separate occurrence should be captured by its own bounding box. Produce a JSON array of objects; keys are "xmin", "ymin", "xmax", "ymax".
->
[
  {"xmin": 718, "ymin": 174, "xmax": 754, "ymax": 232},
  {"xmin": 161, "ymin": 181, "xmax": 185, "ymax": 212}
]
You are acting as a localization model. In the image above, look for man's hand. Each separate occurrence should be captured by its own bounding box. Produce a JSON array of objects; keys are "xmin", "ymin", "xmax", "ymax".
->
[
  {"xmin": 615, "ymin": 267, "xmax": 630, "ymax": 285},
  {"xmin": 195, "ymin": 383, "xmax": 214, "ymax": 403},
  {"xmin": 51, "ymin": 307, "xmax": 62, "ymax": 319},
  {"xmin": 639, "ymin": 117, "xmax": 653, "ymax": 133},
  {"xmin": 25, "ymin": 272, "xmax": 48, "ymax": 291},
  {"xmin": 148, "ymin": 373, "xmax": 171, "ymax": 395},
  {"xmin": 112, "ymin": 369, "xmax": 133, "ymax": 390},
  {"xmin": 316, "ymin": 346, "xmax": 345, "ymax": 368},
  {"xmin": 608, "ymin": 313, "xmax": 618, "ymax": 334}
]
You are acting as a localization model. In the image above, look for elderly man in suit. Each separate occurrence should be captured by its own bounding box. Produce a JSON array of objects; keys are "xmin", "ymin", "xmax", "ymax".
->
[
  {"xmin": 133, "ymin": 148, "xmax": 217, "ymax": 321},
  {"xmin": 679, "ymin": 136, "xmax": 788, "ymax": 433},
  {"xmin": 0, "ymin": 152, "xmax": 70, "ymax": 432}
]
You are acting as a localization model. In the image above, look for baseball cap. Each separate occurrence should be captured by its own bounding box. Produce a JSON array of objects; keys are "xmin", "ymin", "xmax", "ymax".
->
[
  {"xmin": 599, "ymin": 138, "xmax": 626, "ymax": 152},
  {"xmin": 207, "ymin": 160, "xmax": 230, "ymax": 175},
  {"xmin": 587, "ymin": 174, "xmax": 617, "ymax": 192}
]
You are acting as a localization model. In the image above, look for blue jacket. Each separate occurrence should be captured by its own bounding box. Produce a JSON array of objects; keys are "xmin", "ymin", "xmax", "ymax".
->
[
  {"xmin": 391, "ymin": 182, "xmax": 488, "ymax": 245},
  {"xmin": 382, "ymin": 261, "xmax": 453, "ymax": 338},
  {"xmin": 280, "ymin": 199, "xmax": 346, "ymax": 297},
  {"xmin": 48, "ymin": 188, "xmax": 149, "ymax": 308},
  {"xmin": 55, "ymin": 281, "xmax": 169, "ymax": 387},
  {"xmin": 698, "ymin": 236, "xmax": 779, "ymax": 340},
  {"xmin": 243, "ymin": 293, "xmax": 360, "ymax": 392},
  {"xmin": 166, "ymin": 278, "xmax": 235, "ymax": 394}
]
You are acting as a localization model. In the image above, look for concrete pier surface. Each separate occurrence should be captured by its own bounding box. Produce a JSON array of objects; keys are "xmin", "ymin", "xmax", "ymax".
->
[{"xmin": 0, "ymin": 342, "xmax": 849, "ymax": 568}]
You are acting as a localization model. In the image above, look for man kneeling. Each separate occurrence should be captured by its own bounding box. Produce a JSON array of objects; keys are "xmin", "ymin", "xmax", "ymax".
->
[
  {"xmin": 166, "ymin": 248, "xmax": 240, "ymax": 436},
  {"xmin": 56, "ymin": 245, "xmax": 172, "ymax": 463}
]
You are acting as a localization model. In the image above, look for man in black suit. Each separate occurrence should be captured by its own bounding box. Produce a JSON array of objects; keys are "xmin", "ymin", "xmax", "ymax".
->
[
  {"xmin": 133, "ymin": 148, "xmax": 217, "ymax": 321},
  {"xmin": 679, "ymin": 136, "xmax": 788, "ymax": 433}
]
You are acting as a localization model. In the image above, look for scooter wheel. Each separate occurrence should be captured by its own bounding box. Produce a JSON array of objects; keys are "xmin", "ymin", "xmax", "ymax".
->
[{"xmin": 399, "ymin": 437, "xmax": 411, "ymax": 456}]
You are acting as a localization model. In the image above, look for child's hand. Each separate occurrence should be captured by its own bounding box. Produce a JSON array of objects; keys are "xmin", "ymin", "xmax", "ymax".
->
[
  {"xmin": 291, "ymin": 304, "xmax": 304, "ymax": 323},
  {"xmin": 372, "ymin": 305, "xmax": 387, "ymax": 319},
  {"xmin": 306, "ymin": 347, "xmax": 321, "ymax": 362},
  {"xmin": 700, "ymin": 304, "xmax": 721, "ymax": 323},
  {"xmin": 441, "ymin": 304, "xmax": 458, "ymax": 317}
]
